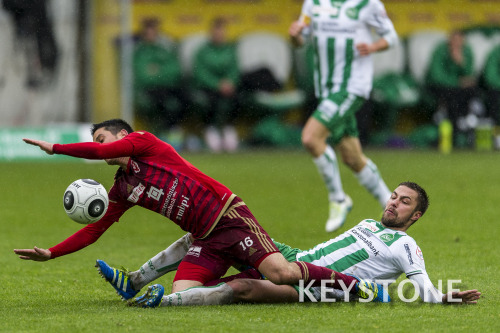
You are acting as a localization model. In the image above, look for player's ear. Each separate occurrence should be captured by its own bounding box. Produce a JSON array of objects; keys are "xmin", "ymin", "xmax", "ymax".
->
[
  {"xmin": 411, "ymin": 211, "xmax": 422, "ymax": 222},
  {"xmin": 117, "ymin": 129, "xmax": 129, "ymax": 138}
]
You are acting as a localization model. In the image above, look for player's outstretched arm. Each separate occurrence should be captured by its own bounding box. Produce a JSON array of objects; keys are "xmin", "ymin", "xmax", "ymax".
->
[
  {"xmin": 23, "ymin": 138, "xmax": 54, "ymax": 155},
  {"xmin": 442, "ymin": 289, "xmax": 481, "ymax": 305},
  {"xmin": 289, "ymin": 20, "xmax": 306, "ymax": 47},
  {"xmin": 356, "ymin": 38, "xmax": 390, "ymax": 56},
  {"xmin": 14, "ymin": 246, "xmax": 51, "ymax": 261}
]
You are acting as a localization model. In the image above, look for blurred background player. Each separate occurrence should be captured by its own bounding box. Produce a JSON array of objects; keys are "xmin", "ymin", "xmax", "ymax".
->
[
  {"xmin": 425, "ymin": 30, "xmax": 478, "ymax": 148},
  {"xmin": 480, "ymin": 43, "xmax": 500, "ymax": 150},
  {"xmin": 289, "ymin": 0, "xmax": 397, "ymax": 232},
  {"xmin": 192, "ymin": 17, "xmax": 240, "ymax": 153},
  {"xmin": 132, "ymin": 17, "xmax": 186, "ymax": 147}
]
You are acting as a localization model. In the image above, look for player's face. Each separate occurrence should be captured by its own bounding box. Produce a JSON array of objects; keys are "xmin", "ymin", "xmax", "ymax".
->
[
  {"xmin": 381, "ymin": 186, "xmax": 422, "ymax": 230},
  {"xmin": 92, "ymin": 128, "xmax": 126, "ymax": 165}
]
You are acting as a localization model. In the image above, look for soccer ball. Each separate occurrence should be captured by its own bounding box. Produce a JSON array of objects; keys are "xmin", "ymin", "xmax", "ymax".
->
[{"xmin": 63, "ymin": 179, "xmax": 109, "ymax": 224}]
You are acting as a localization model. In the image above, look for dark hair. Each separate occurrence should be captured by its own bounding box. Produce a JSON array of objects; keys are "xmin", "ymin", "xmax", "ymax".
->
[
  {"xmin": 90, "ymin": 119, "xmax": 134, "ymax": 136},
  {"xmin": 212, "ymin": 16, "xmax": 227, "ymax": 29},
  {"xmin": 142, "ymin": 17, "xmax": 160, "ymax": 29},
  {"xmin": 398, "ymin": 181, "xmax": 429, "ymax": 216}
]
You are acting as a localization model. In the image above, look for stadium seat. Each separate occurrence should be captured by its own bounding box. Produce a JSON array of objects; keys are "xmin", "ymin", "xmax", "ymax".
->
[
  {"xmin": 178, "ymin": 33, "xmax": 209, "ymax": 76},
  {"xmin": 465, "ymin": 31, "xmax": 499, "ymax": 75},
  {"xmin": 177, "ymin": 33, "xmax": 209, "ymax": 122},
  {"xmin": 406, "ymin": 30, "xmax": 447, "ymax": 84},
  {"xmin": 370, "ymin": 37, "xmax": 421, "ymax": 142},
  {"xmin": 372, "ymin": 36, "xmax": 406, "ymax": 78},
  {"xmin": 237, "ymin": 32, "xmax": 305, "ymax": 112},
  {"xmin": 237, "ymin": 31, "xmax": 292, "ymax": 84},
  {"xmin": 237, "ymin": 32, "xmax": 305, "ymax": 146}
]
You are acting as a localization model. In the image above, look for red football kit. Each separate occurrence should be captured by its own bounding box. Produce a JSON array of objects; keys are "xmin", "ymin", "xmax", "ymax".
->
[{"xmin": 48, "ymin": 131, "xmax": 279, "ymax": 283}]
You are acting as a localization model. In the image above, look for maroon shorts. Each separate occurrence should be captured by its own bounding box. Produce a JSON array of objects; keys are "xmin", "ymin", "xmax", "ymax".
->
[{"xmin": 179, "ymin": 197, "xmax": 278, "ymax": 280}]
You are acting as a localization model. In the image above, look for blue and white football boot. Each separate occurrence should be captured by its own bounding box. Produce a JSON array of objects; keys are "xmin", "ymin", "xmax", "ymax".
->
[
  {"xmin": 95, "ymin": 259, "xmax": 138, "ymax": 300},
  {"xmin": 129, "ymin": 284, "xmax": 165, "ymax": 308},
  {"xmin": 353, "ymin": 276, "xmax": 391, "ymax": 303}
]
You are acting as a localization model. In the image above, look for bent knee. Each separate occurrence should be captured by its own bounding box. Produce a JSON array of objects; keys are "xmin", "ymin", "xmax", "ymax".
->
[
  {"xmin": 302, "ymin": 133, "xmax": 326, "ymax": 157},
  {"xmin": 301, "ymin": 132, "xmax": 315, "ymax": 150},
  {"xmin": 229, "ymin": 279, "xmax": 258, "ymax": 301},
  {"xmin": 264, "ymin": 269, "xmax": 296, "ymax": 286}
]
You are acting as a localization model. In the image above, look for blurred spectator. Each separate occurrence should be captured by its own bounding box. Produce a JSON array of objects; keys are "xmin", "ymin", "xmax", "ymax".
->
[
  {"xmin": 2, "ymin": 0, "xmax": 59, "ymax": 89},
  {"xmin": 133, "ymin": 17, "xmax": 185, "ymax": 145},
  {"xmin": 480, "ymin": 44, "xmax": 500, "ymax": 149},
  {"xmin": 425, "ymin": 30, "xmax": 479, "ymax": 146},
  {"xmin": 192, "ymin": 17, "xmax": 240, "ymax": 153}
]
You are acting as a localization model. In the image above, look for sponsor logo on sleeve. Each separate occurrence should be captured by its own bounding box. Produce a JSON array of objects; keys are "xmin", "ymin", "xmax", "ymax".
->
[
  {"xmin": 186, "ymin": 246, "xmax": 202, "ymax": 258},
  {"xmin": 131, "ymin": 160, "xmax": 140, "ymax": 173},
  {"xmin": 416, "ymin": 246, "xmax": 424, "ymax": 260},
  {"xmin": 404, "ymin": 243, "xmax": 414, "ymax": 265}
]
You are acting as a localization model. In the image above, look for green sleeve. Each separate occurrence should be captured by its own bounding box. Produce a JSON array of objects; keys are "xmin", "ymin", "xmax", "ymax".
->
[
  {"xmin": 483, "ymin": 46, "xmax": 500, "ymax": 90},
  {"xmin": 462, "ymin": 45, "xmax": 475, "ymax": 77},
  {"xmin": 273, "ymin": 240, "xmax": 302, "ymax": 262},
  {"xmin": 225, "ymin": 44, "xmax": 240, "ymax": 86},
  {"xmin": 193, "ymin": 43, "xmax": 240, "ymax": 90},
  {"xmin": 193, "ymin": 44, "xmax": 221, "ymax": 90},
  {"xmin": 133, "ymin": 43, "xmax": 182, "ymax": 89},
  {"xmin": 426, "ymin": 43, "xmax": 459, "ymax": 87},
  {"xmin": 426, "ymin": 42, "xmax": 474, "ymax": 87}
]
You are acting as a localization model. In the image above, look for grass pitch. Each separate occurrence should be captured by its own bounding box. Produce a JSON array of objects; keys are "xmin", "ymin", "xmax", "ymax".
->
[{"xmin": 1, "ymin": 149, "xmax": 498, "ymax": 332}]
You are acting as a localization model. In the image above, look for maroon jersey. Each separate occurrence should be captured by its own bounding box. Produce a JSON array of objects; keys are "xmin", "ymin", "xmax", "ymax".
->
[
  {"xmin": 49, "ymin": 131, "xmax": 235, "ymax": 258},
  {"xmin": 110, "ymin": 154, "xmax": 234, "ymax": 238}
]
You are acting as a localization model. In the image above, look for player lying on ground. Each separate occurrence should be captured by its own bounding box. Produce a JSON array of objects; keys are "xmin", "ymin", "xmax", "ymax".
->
[
  {"xmin": 96, "ymin": 182, "xmax": 480, "ymax": 307},
  {"xmin": 14, "ymin": 119, "xmax": 386, "ymax": 302}
]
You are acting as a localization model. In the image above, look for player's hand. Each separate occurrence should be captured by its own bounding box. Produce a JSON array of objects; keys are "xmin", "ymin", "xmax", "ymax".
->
[
  {"xmin": 442, "ymin": 289, "xmax": 481, "ymax": 305},
  {"xmin": 14, "ymin": 246, "xmax": 51, "ymax": 261},
  {"xmin": 356, "ymin": 43, "xmax": 375, "ymax": 56},
  {"xmin": 23, "ymin": 138, "xmax": 54, "ymax": 155},
  {"xmin": 289, "ymin": 20, "xmax": 306, "ymax": 38},
  {"xmin": 219, "ymin": 80, "xmax": 235, "ymax": 96}
]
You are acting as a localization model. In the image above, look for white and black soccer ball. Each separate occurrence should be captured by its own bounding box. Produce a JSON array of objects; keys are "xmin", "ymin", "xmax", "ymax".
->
[{"xmin": 63, "ymin": 179, "xmax": 109, "ymax": 224}]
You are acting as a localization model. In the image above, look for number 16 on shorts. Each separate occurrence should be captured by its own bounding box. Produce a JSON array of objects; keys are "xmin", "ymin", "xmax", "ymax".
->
[{"xmin": 239, "ymin": 236, "xmax": 254, "ymax": 251}]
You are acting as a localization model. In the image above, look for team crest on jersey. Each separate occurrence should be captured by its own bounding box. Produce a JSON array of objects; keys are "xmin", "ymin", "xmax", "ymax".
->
[
  {"xmin": 345, "ymin": 7, "xmax": 360, "ymax": 20},
  {"xmin": 131, "ymin": 160, "xmax": 140, "ymax": 173},
  {"xmin": 380, "ymin": 233, "xmax": 394, "ymax": 243},
  {"xmin": 416, "ymin": 246, "xmax": 424, "ymax": 260}
]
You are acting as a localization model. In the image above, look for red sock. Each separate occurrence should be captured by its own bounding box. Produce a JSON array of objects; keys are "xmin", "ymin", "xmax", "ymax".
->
[
  {"xmin": 294, "ymin": 262, "xmax": 358, "ymax": 291},
  {"xmin": 204, "ymin": 268, "xmax": 263, "ymax": 287}
]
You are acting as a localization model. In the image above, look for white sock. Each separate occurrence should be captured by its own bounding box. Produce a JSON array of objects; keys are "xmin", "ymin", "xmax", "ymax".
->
[
  {"xmin": 160, "ymin": 283, "xmax": 234, "ymax": 306},
  {"xmin": 222, "ymin": 125, "xmax": 239, "ymax": 152},
  {"xmin": 204, "ymin": 127, "xmax": 223, "ymax": 152},
  {"xmin": 355, "ymin": 159, "xmax": 391, "ymax": 207},
  {"xmin": 313, "ymin": 145, "xmax": 345, "ymax": 202},
  {"xmin": 130, "ymin": 233, "xmax": 192, "ymax": 290}
]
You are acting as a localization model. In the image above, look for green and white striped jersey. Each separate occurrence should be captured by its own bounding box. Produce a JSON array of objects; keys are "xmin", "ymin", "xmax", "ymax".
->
[
  {"xmin": 279, "ymin": 219, "xmax": 427, "ymax": 282},
  {"xmin": 298, "ymin": 0, "xmax": 397, "ymax": 99}
]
